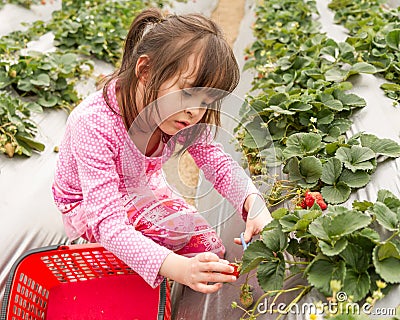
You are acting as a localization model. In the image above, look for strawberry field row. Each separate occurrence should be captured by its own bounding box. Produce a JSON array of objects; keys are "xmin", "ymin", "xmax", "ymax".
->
[
  {"xmin": 0, "ymin": 0, "xmax": 167, "ymax": 157},
  {"xmin": 234, "ymin": 1, "xmax": 400, "ymax": 318}
]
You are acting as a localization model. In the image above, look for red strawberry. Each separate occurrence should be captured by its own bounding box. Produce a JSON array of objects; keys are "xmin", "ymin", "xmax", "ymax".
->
[
  {"xmin": 317, "ymin": 199, "xmax": 327, "ymax": 210},
  {"xmin": 304, "ymin": 191, "xmax": 315, "ymax": 207},
  {"xmin": 222, "ymin": 263, "xmax": 240, "ymax": 278},
  {"xmin": 300, "ymin": 199, "xmax": 307, "ymax": 209},
  {"xmin": 303, "ymin": 191, "xmax": 327, "ymax": 210}
]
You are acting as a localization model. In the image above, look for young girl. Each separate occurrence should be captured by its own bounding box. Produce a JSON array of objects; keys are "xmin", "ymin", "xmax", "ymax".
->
[{"xmin": 52, "ymin": 8, "xmax": 272, "ymax": 294}]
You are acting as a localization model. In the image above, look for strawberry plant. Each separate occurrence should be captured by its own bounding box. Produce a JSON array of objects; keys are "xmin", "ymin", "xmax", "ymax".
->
[
  {"xmin": 0, "ymin": 51, "xmax": 93, "ymax": 110},
  {"xmin": 234, "ymin": 190, "xmax": 400, "ymax": 319},
  {"xmin": 235, "ymin": 0, "xmax": 400, "ymax": 317},
  {"xmin": 0, "ymin": 0, "xmax": 170, "ymax": 157},
  {"xmin": 46, "ymin": 0, "xmax": 170, "ymax": 64},
  {"xmin": 236, "ymin": 0, "xmax": 400, "ymax": 205},
  {"xmin": 0, "ymin": 92, "xmax": 44, "ymax": 157},
  {"xmin": 328, "ymin": 0, "xmax": 400, "ymax": 105},
  {"xmin": 0, "ymin": 0, "xmax": 42, "ymax": 9}
]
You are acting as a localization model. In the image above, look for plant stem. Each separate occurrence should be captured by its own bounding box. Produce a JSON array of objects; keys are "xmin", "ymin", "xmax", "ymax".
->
[
  {"xmin": 385, "ymin": 230, "xmax": 400, "ymax": 243},
  {"xmin": 285, "ymin": 260, "xmax": 310, "ymax": 265}
]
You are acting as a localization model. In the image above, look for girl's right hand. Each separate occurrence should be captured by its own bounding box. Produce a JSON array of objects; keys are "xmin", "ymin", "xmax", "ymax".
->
[{"xmin": 159, "ymin": 251, "xmax": 237, "ymax": 293}]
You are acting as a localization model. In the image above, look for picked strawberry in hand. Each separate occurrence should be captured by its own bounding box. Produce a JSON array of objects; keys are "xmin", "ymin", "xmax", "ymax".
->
[
  {"xmin": 222, "ymin": 262, "xmax": 240, "ymax": 278},
  {"xmin": 300, "ymin": 191, "xmax": 327, "ymax": 210}
]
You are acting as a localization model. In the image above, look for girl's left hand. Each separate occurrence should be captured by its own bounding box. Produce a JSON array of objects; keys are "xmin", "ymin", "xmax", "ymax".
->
[{"xmin": 234, "ymin": 194, "xmax": 273, "ymax": 246}]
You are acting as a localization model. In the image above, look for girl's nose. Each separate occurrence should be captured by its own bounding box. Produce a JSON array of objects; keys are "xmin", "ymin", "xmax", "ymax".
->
[{"xmin": 184, "ymin": 107, "xmax": 202, "ymax": 119}]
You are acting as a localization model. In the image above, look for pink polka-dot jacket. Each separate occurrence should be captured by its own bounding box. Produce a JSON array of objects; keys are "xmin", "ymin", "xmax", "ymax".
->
[{"xmin": 52, "ymin": 81, "xmax": 260, "ymax": 288}]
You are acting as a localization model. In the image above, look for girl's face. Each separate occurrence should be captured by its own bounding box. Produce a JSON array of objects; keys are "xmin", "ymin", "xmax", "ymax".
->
[{"xmin": 156, "ymin": 66, "xmax": 214, "ymax": 136}]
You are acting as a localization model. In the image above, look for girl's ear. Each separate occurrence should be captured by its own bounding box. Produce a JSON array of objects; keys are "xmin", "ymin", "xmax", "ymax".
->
[{"xmin": 135, "ymin": 55, "xmax": 150, "ymax": 84}]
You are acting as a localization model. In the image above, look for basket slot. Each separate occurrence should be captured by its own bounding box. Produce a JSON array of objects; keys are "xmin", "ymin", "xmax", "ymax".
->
[
  {"xmin": 11, "ymin": 272, "xmax": 48, "ymax": 320},
  {"xmin": 40, "ymin": 248, "xmax": 134, "ymax": 283}
]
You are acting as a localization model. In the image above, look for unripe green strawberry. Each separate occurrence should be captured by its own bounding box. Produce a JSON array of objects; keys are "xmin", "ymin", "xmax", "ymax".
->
[{"xmin": 239, "ymin": 283, "xmax": 253, "ymax": 308}]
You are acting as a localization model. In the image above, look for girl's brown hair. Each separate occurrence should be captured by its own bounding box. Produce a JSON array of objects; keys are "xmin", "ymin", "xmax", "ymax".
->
[{"xmin": 103, "ymin": 8, "xmax": 240, "ymax": 150}]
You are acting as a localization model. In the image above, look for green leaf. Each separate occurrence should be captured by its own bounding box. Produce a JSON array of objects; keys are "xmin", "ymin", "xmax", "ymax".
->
[
  {"xmin": 268, "ymin": 105, "xmax": 295, "ymax": 115},
  {"xmin": 283, "ymin": 132, "xmax": 323, "ymax": 158},
  {"xmin": 342, "ymin": 269, "xmax": 370, "ymax": 302},
  {"xmin": 331, "ymin": 118, "xmax": 352, "ymax": 134},
  {"xmin": 60, "ymin": 53, "xmax": 78, "ymax": 65},
  {"xmin": 340, "ymin": 242, "xmax": 370, "ymax": 272},
  {"xmin": 30, "ymin": 73, "xmax": 51, "ymax": 86},
  {"xmin": 380, "ymin": 196, "xmax": 400, "ymax": 215},
  {"xmin": 262, "ymin": 224, "xmax": 288, "ymax": 252},
  {"xmin": 299, "ymin": 156, "xmax": 322, "ymax": 183},
  {"xmin": 381, "ymin": 82, "xmax": 400, "ymax": 91},
  {"xmin": 17, "ymin": 78, "xmax": 33, "ymax": 92},
  {"xmin": 335, "ymin": 146, "xmax": 375, "ymax": 172},
  {"xmin": 321, "ymin": 157, "xmax": 343, "ymax": 184},
  {"xmin": 339, "ymin": 169, "xmax": 370, "ymax": 188},
  {"xmin": 294, "ymin": 210, "xmax": 322, "ymax": 232},
  {"xmin": 350, "ymin": 62, "xmax": 377, "ymax": 74},
  {"xmin": 356, "ymin": 228, "xmax": 381, "ymax": 244},
  {"xmin": 324, "ymin": 99, "xmax": 344, "ymax": 111},
  {"xmin": 352, "ymin": 200, "xmax": 373, "ymax": 212},
  {"xmin": 16, "ymin": 135, "xmax": 45, "ymax": 152},
  {"xmin": 283, "ymin": 157, "xmax": 319, "ymax": 188},
  {"xmin": 26, "ymin": 102, "xmax": 43, "ymax": 114},
  {"xmin": 334, "ymin": 91, "xmax": 366, "ymax": 107},
  {"xmin": 241, "ymin": 240, "xmax": 272, "ymax": 274},
  {"xmin": 360, "ymin": 133, "xmax": 400, "ymax": 157},
  {"xmin": 279, "ymin": 214, "xmax": 299, "ymax": 232},
  {"xmin": 370, "ymin": 202, "xmax": 399, "ymax": 231},
  {"xmin": 307, "ymin": 259, "xmax": 346, "ymax": 296},
  {"xmin": 271, "ymin": 208, "xmax": 288, "ymax": 220},
  {"xmin": 319, "ymin": 238, "xmax": 348, "ymax": 256},
  {"xmin": 325, "ymin": 68, "xmax": 348, "ymax": 82},
  {"xmin": 373, "ymin": 245, "xmax": 400, "ymax": 283},
  {"xmin": 385, "ymin": 29, "xmax": 400, "ymax": 51},
  {"xmin": 377, "ymin": 189, "xmax": 400, "ymax": 204},
  {"xmin": 321, "ymin": 182, "xmax": 351, "ymax": 204},
  {"xmin": 377, "ymin": 242, "xmax": 400, "ymax": 260},
  {"xmin": 37, "ymin": 95, "xmax": 59, "ymax": 108},
  {"xmin": 257, "ymin": 252, "xmax": 285, "ymax": 292},
  {"xmin": 268, "ymin": 93, "xmax": 288, "ymax": 106},
  {"xmin": 288, "ymin": 101, "xmax": 313, "ymax": 112},
  {"xmin": 309, "ymin": 209, "xmax": 371, "ymax": 241},
  {"xmin": 242, "ymin": 118, "xmax": 271, "ymax": 148}
]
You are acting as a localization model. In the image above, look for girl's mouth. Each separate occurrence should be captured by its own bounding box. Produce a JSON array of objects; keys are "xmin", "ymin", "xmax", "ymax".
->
[{"xmin": 175, "ymin": 120, "xmax": 190, "ymax": 129}]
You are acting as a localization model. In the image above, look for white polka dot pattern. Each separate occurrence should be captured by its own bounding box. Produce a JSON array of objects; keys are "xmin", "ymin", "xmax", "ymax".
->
[{"xmin": 52, "ymin": 81, "xmax": 260, "ymax": 288}]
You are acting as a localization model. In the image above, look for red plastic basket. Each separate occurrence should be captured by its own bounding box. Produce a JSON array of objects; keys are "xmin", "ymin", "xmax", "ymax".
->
[{"xmin": 0, "ymin": 243, "xmax": 171, "ymax": 320}]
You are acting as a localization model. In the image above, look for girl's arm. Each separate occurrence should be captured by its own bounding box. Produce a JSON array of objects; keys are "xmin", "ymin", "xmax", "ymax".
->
[
  {"xmin": 188, "ymin": 141, "xmax": 272, "ymax": 239},
  {"xmin": 237, "ymin": 193, "xmax": 273, "ymax": 244}
]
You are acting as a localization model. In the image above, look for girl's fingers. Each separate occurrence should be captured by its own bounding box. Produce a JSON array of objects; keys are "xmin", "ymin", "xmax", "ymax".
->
[
  {"xmin": 198, "ymin": 261, "xmax": 234, "ymax": 274},
  {"xmin": 200, "ymin": 271, "xmax": 236, "ymax": 284},
  {"xmin": 197, "ymin": 251, "xmax": 220, "ymax": 262},
  {"xmin": 194, "ymin": 282, "xmax": 223, "ymax": 294}
]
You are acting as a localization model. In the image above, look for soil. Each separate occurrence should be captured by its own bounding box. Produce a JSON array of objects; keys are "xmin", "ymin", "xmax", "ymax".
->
[{"xmin": 162, "ymin": 0, "xmax": 245, "ymax": 205}]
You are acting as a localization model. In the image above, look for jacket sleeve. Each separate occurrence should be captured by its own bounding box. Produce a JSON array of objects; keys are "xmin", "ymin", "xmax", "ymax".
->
[
  {"xmin": 70, "ymin": 112, "xmax": 171, "ymax": 288},
  {"xmin": 187, "ymin": 140, "xmax": 261, "ymax": 219}
]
